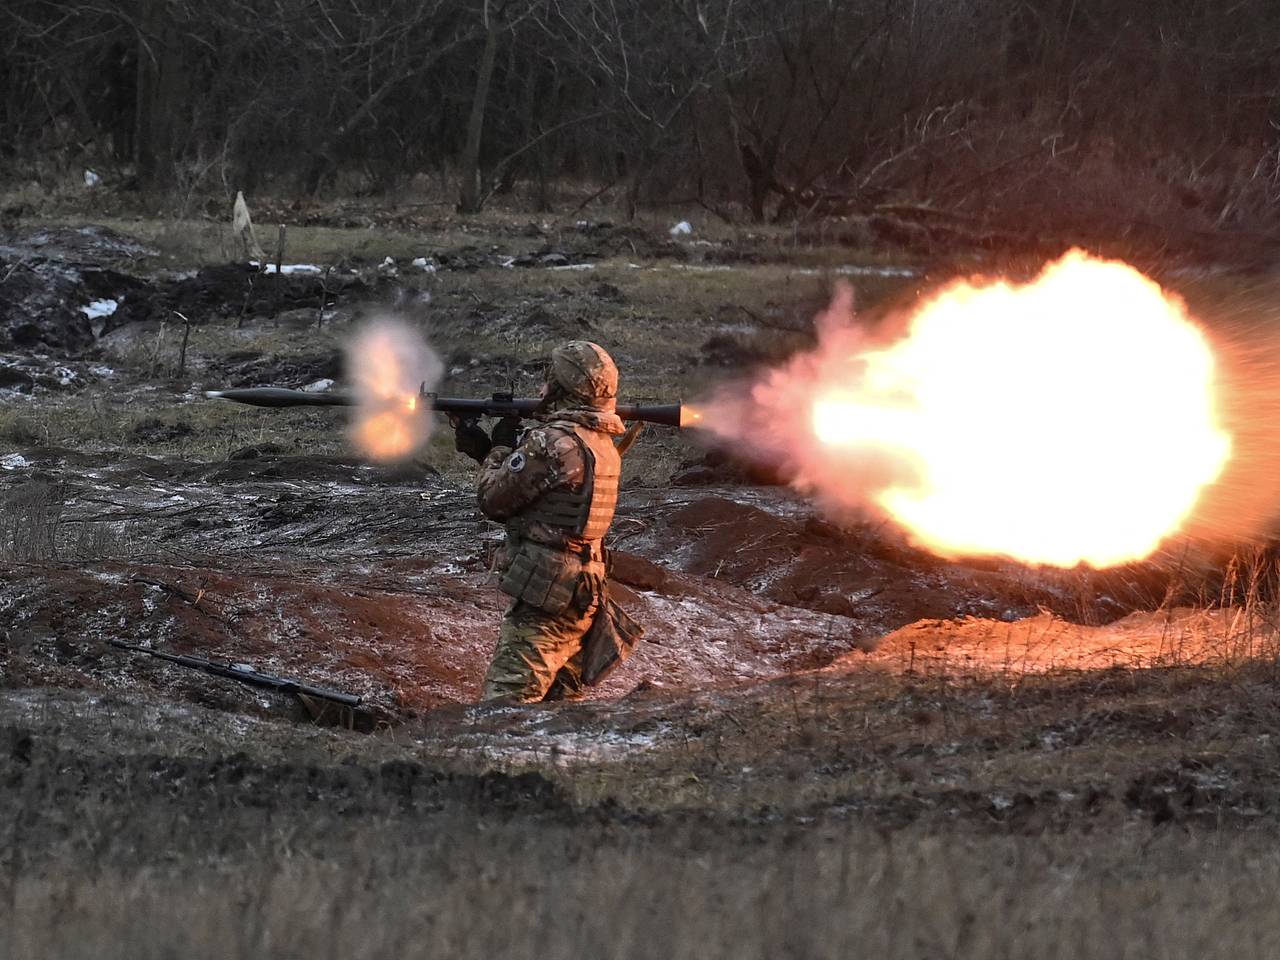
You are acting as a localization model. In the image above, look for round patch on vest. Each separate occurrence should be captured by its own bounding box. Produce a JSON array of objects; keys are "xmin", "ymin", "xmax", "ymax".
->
[{"xmin": 506, "ymin": 451, "xmax": 526, "ymax": 473}]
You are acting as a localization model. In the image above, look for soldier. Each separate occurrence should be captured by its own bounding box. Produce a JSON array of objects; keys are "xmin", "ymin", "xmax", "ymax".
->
[{"xmin": 453, "ymin": 341, "xmax": 643, "ymax": 703}]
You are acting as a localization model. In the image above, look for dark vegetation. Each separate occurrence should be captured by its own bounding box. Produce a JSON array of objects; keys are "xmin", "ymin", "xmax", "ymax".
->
[{"xmin": 4, "ymin": 1, "xmax": 1280, "ymax": 259}]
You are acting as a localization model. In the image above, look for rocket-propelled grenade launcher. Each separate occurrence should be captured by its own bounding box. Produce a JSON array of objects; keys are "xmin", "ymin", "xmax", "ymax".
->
[{"xmin": 205, "ymin": 386, "xmax": 688, "ymax": 428}]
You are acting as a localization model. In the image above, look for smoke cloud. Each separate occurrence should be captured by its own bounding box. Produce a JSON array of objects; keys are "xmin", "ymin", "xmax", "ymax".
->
[
  {"xmin": 344, "ymin": 318, "xmax": 443, "ymax": 463},
  {"xmin": 696, "ymin": 281, "xmax": 921, "ymax": 513}
]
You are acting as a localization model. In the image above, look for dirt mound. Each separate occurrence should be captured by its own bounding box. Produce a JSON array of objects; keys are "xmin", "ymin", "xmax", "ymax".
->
[
  {"xmin": 0, "ymin": 256, "xmax": 143, "ymax": 354},
  {"xmin": 106, "ymin": 264, "xmax": 377, "ymax": 331},
  {"xmin": 670, "ymin": 449, "xmax": 791, "ymax": 487},
  {"xmin": 624, "ymin": 493, "xmax": 1178, "ymax": 639},
  {"xmin": 0, "ymin": 354, "xmax": 118, "ymax": 397},
  {"xmin": 655, "ymin": 495, "xmax": 962, "ymax": 626},
  {"xmin": 0, "ymin": 224, "xmax": 157, "ymax": 264},
  {"xmin": 0, "ymin": 542, "xmax": 867, "ymax": 721},
  {"xmin": 0, "ymin": 225, "xmax": 387, "ymax": 353},
  {"xmin": 853, "ymin": 607, "xmax": 1272, "ymax": 674},
  {"xmin": 0, "ymin": 225, "xmax": 160, "ymax": 353},
  {"xmin": 559, "ymin": 221, "xmax": 686, "ymax": 261},
  {"xmin": 212, "ymin": 349, "xmax": 342, "ymax": 387}
]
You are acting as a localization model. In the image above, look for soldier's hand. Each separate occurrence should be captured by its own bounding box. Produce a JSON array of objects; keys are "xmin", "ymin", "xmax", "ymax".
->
[
  {"xmin": 491, "ymin": 415, "xmax": 521, "ymax": 451},
  {"xmin": 452, "ymin": 417, "xmax": 492, "ymax": 463}
]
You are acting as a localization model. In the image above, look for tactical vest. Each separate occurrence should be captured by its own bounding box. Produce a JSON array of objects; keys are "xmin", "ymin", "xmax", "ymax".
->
[
  {"xmin": 522, "ymin": 422, "xmax": 621, "ymax": 541},
  {"xmin": 498, "ymin": 422, "xmax": 621, "ymax": 615}
]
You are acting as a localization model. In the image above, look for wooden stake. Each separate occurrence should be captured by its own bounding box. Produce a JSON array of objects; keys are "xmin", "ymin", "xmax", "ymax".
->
[
  {"xmin": 275, "ymin": 223, "xmax": 287, "ymax": 274},
  {"xmin": 174, "ymin": 311, "xmax": 192, "ymax": 376},
  {"xmin": 273, "ymin": 223, "xmax": 287, "ymax": 320},
  {"xmin": 317, "ymin": 266, "xmax": 331, "ymax": 329},
  {"xmin": 237, "ymin": 273, "xmax": 254, "ymax": 329}
]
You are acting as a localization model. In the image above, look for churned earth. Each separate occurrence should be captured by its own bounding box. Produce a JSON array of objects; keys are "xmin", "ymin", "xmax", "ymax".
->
[{"xmin": 3, "ymin": 212, "xmax": 1280, "ymax": 959}]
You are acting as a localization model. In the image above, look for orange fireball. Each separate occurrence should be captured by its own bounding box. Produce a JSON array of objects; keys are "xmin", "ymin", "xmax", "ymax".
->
[
  {"xmin": 345, "ymin": 320, "xmax": 440, "ymax": 463},
  {"xmin": 809, "ymin": 251, "xmax": 1231, "ymax": 567}
]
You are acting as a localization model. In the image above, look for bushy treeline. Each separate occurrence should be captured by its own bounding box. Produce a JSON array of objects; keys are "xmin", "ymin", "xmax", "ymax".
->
[{"xmin": 3, "ymin": 0, "xmax": 1279, "ymax": 233}]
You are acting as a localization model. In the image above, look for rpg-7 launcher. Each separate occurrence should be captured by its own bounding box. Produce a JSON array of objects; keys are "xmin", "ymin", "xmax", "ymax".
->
[
  {"xmin": 205, "ymin": 386, "xmax": 689, "ymax": 428},
  {"xmin": 109, "ymin": 639, "xmax": 363, "ymax": 710}
]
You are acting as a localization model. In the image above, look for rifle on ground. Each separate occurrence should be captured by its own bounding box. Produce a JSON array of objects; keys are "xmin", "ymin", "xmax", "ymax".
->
[
  {"xmin": 205, "ymin": 386, "xmax": 689, "ymax": 428},
  {"xmin": 109, "ymin": 639, "xmax": 362, "ymax": 710}
]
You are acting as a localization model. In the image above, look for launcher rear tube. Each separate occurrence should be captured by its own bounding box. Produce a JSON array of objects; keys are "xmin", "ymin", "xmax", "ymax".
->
[{"xmin": 208, "ymin": 388, "xmax": 683, "ymax": 426}]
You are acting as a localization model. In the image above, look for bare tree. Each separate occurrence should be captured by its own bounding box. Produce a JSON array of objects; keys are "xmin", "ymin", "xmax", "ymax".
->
[{"xmin": 2, "ymin": 0, "xmax": 1280, "ymax": 247}]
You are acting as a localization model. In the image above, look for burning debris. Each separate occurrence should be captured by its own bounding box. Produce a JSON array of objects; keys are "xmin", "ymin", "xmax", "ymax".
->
[{"xmin": 696, "ymin": 251, "xmax": 1233, "ymax": 569}]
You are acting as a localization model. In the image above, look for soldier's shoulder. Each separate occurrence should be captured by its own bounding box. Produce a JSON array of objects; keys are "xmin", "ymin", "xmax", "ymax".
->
[
  {"xmin": 523, "ymin": 422, "xmax": 583, "ymax": 458},
  {"xmin": 536, "ymin": 419, "xmax": 583, "ymax": 438}
]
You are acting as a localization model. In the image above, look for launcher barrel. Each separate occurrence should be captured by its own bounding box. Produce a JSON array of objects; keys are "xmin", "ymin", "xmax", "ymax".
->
[{"xmin": 205, "ymin": 387, "xmax": 684, "ymax": 427}]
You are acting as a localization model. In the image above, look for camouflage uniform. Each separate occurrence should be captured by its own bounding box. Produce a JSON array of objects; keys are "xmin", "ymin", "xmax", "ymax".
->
[{"xmin": 472, "ymin": 342, "xmax": 640, "ymax": 703}]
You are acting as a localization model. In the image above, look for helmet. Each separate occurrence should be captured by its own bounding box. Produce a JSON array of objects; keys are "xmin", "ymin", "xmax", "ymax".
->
[{"xmin": 548, "ymin": 341, "xmax": 619, "ymax": 409}]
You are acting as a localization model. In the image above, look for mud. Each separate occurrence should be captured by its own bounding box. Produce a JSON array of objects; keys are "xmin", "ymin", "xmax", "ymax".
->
[
  {"xmin": 0, "ymin": 452, "xmax": 883, "ymax": 722},
  {"xmin": 0, "ymin": 445, "xmax": 1246, "ymax": 738},
  {"xmin": 620, "ymin": 493, "xmax": 1194, "ymax": 632},
  {"xmin": 4, "ymin": 216, "xmax": 1278, "ymax": 856}
]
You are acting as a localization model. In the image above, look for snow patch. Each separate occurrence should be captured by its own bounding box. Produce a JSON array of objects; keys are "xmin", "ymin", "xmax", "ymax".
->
[
  {"xmin": 672, "ymin": 264, "xmax": 734, "ymax": 273},
  {"xmin": 85, "ymin": 569, "xmax": 129, "ymax": 584},
  {"xmin": 255, "ymin": 263, "xmax": 324, "ymax": 275},
  {"xmin": 81, "ymin": 299, "xmax": 118, "ymax": 319},
  {"xmin": 792, "ymin": 264, "xmax": 920, "ymax": 279}
]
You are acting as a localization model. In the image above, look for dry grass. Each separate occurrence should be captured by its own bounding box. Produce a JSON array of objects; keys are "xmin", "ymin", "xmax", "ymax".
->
[
  {"xmin": 0, "ymin": 480, "xmax": 138, "ymax": 562},
  {"xmin": 0, "ymin": 481, "xmax": 62, "ymax": 561},
  {"xmin": 8, "ymin": 824, "xmax": 1280, "ymax": 960},
  {"xmin": 0, "ymin": 410, "xmax": 46, "ymax": 447},
  {"xmin": 4, "ymin": 681, "xmax": 1280, "ymax": 960}
]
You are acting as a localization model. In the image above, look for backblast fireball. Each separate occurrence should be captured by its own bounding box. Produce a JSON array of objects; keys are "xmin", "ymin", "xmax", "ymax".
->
[{"xmin": 701, "ymin": 250, "xmax": 1232, "ymax": 569}]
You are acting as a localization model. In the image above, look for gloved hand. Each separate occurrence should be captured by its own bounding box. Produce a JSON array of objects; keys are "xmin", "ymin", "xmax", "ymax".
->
[
  {"xmin": 452, "ymin": 417, "xmax": 492, "ymax": 463},
  {"xmin": 490, "ymin": 415, "xmax": 522, "ymax": 451}
]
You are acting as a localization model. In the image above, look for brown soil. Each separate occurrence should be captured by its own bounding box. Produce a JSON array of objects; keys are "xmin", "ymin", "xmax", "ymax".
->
[{"xmin": 3, "ymin": 215, "xmax": 1278, "ymax": 849}]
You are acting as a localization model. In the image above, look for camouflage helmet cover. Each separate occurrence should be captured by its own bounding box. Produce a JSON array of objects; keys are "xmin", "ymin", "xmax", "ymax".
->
[{"xmin": 548, "ymin": 341, "xmax": 619, "ymax": 407}]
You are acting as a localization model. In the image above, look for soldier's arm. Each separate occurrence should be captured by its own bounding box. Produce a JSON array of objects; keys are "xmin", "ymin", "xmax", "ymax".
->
[{"xmin": 476, "ymin": 427, "xmax": 586, "ymax": 520}]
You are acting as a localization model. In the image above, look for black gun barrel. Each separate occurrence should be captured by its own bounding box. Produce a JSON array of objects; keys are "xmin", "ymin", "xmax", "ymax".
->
[
  {"xmin": 206, "ymin": 387, "xmax": 684, "ymax": 427},
  {"xmin": 110, "ymin": 639, "xmax": 363, "ymax": 708}
]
